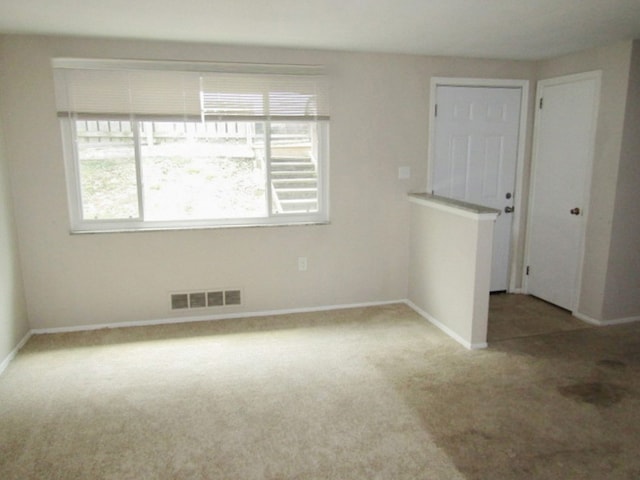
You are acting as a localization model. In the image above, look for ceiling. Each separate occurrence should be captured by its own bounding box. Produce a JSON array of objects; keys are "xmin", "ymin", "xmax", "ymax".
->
[{"xmin": 1, "ymin": 0, "xmax": 640, "ymax": 60}]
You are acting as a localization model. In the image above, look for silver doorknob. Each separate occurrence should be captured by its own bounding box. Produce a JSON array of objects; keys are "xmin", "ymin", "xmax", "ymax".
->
[
  {"xmin": 504, "ymin": 206, "xmax": 514, "ymax": 213},
  {"xmin": 570, "ymin": 207, "xmax": 581, "ymax": 215}
]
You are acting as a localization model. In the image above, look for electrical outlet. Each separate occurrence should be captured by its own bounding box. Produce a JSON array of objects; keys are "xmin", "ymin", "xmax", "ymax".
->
[{"xmin": 298, "ymin": 256, "xmax": 308, "ymax": 272}]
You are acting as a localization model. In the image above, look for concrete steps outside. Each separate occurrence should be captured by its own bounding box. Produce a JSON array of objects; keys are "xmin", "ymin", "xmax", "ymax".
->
[{"xmin": 271, "ymin": 156, "xmax": 318, "ymax": 213}]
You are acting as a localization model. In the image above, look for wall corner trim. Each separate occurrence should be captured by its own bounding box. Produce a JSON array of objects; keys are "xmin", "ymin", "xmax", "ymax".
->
[
  {"xmin": 405, "ymin": 300, "xmax": 488, "ymax": 350},
  {"xmin": 573, "ymin": 311, "xmax": 640, "ymax": 327},
  {"xmin": 0, "ymin": 330, "xmax": 32, "ymax": 377}
]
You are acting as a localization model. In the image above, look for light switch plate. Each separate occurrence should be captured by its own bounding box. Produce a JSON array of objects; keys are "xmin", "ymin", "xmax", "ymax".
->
[{"xmin": 298, "ymin": 257, "xmax": 308, "ymax": 271}]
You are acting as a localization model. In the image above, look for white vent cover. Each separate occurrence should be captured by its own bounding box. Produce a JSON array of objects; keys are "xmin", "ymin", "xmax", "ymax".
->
[{"xmin": 170, "ymin": 289, "xmax": 242, "ymax": 310}]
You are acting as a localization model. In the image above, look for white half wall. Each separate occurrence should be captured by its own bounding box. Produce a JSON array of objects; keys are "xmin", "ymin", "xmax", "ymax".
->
[{"xmin": 407, "ymin": 194, "xmax": 498, "ymax": 349}]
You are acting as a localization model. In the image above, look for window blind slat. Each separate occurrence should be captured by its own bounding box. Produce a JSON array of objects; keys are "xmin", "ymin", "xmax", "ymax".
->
[
  {"xmin": 199, "ymin": 73, "xmax": 329, "ymax": 119},
  {"xmin": 54, "ymin": 69, "xmax": 201, "ymax": 116},
  {"xmin": 53, "ymin": 59, "xmax": 330, "ymax": 120}
]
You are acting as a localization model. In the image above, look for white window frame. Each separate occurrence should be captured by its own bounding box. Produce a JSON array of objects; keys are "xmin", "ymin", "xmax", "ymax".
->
[{"xmin": 54, "ymin": 59, "xmax": 330, "ymax": 233}]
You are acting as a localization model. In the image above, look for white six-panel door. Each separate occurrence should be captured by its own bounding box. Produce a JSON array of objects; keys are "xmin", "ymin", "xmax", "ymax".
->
[
  {"xmin": 526, "ymin": 72, "xmax": 601, "ymax": 310},
  {"xmin": 431, "ymin": 86, "xmax": 522, "ymax": 291}
]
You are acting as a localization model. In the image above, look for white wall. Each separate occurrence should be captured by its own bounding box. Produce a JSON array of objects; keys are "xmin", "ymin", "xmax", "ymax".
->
[
  {"xmin": 603, "ymin": 40, "xmax": 640, "ymax": 321},
  {"xmin": 0, "ymin": 91, "xmax": 29, "ymax": 365},
  {"xmin": 0, "ymin": 34, "xmax": 535, "ymax": 330}
]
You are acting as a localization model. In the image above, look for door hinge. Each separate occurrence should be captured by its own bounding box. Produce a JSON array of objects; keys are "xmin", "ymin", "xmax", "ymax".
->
[
  {"xmin": 526, "ymin": 266, "xmax": 530, "ymax": 275},
  {"xmin": 435, "ymin": 104, "xmax": 438, "ymax": 117},
  {"xmin": 539, "ymin": 98, "xmax": 543, "ymax": 109}
]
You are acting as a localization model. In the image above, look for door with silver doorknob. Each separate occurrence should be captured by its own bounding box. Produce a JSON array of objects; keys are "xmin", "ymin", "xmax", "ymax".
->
[
  {"xmin": 526, "ymin": 71, "xmax": 600, "ymax": 311},
  {"xmin": 431, "ymin": 86, "xmax": 522, "ymax": 292}
]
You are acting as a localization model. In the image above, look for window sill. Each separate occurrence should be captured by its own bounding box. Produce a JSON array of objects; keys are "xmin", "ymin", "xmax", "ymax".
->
[{"xmin": 69, "ymin": 220, "xmax": 331, "ymax": 235}]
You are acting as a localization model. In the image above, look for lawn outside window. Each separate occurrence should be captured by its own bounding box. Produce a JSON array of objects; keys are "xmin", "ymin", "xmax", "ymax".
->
[{"xmin": 53, "ymin": 59, "xmax": 330, "ymax": 232}]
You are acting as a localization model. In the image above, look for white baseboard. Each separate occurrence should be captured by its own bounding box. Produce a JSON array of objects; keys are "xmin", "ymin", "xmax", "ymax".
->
[
  {"xmin": 404, "ymin": 300, "xmax": 487, "ymax": 350},
  {"xmin": 0, "ymin": 330, "xmax": 32, "ymax": 377},
  {"xmin": 6, "ymin": 298, "xmax": 491, "ymax": 374},
  {"xmin": 30, "ymin": 299, "xmax": 405, "ymax": 335},
  {"xmin": 573, "ymin": 311, "xmax": 640, "ymax": 327}
]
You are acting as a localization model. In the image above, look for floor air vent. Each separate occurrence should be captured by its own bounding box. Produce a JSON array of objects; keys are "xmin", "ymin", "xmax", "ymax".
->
[
  {"xmin": 207, "ymin": 291, "xmax": 224, "ymax": 307},
  {"xmin": 224, "ymin": 290, "xmax": 241, "ymax": 306},
  {"xmin": 171, "ymin": 293, "xmax": 189, "ymax": 310},
  {"xmin": 189, "ymin": 292, "xmax": 206, "ymax": 308},
  {"xmin": 171, "ymin": 289, "xmax": 242, "ymax": 310}
]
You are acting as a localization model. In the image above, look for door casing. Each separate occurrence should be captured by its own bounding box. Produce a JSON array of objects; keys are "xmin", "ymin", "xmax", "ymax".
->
[{"xmin": 427, "ymin": 77, "xmax": 530, "ymax": 293}]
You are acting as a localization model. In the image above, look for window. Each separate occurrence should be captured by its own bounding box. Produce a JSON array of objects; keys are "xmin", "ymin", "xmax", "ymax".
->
[{"xmin": 53, "ymin": 59, "xmax": 329, "ymax": 232}]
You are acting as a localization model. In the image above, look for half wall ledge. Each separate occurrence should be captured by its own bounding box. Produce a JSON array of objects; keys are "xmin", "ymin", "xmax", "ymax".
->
[{"xmin": 407, "ymin": 193, "xmax": 499, "ymax": 349}]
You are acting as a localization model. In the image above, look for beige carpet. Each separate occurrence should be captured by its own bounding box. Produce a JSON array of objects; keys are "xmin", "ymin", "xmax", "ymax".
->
[
  {"xmin": 1, "ymin": 302, "xmax": 639, "ymax": 479},
  {"xmin": 488, "ymin": 293, "xmax": 591, "ymax": 341}
]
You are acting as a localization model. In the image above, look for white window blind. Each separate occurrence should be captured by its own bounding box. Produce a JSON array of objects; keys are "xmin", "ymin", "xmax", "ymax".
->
[
  {"xmin": 52, "ymin": 59, "xmax": 329, "ymax": 121},
  {"xmin": 200, "ymin": 74, "xmax": 329, "ymax": 120},
  {"xmin": 53, "ymin": 58, "xmax": 330, "ymax": 232}
]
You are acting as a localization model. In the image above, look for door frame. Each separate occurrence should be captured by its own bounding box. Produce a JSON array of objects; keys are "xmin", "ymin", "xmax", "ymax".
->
[
  {"xmin": 523, "ymin": 70, "xmax": 601, "ymax": 312},
  {"xmin": 427, "ymin": 77, "xmax": 530, "ymax": 293}
]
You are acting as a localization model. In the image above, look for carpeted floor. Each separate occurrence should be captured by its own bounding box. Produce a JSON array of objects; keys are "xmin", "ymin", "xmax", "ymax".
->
[
  {"xmin": 1, "ymin": 300, "xmax": 639, "ymax": 479},
  {"xmin": 488, "ymin": 292, "xmax": 591, "ymax": 341}
]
